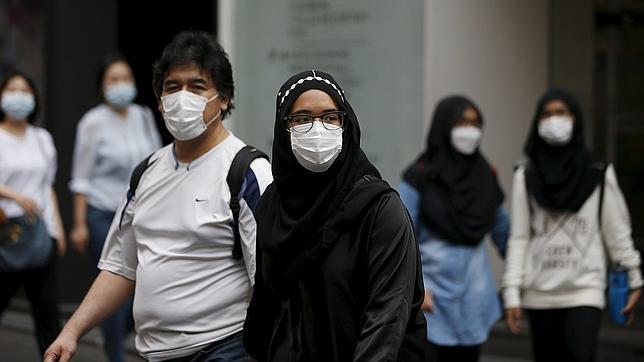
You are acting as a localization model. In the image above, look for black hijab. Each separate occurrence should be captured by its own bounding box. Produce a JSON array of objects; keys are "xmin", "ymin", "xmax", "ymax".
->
[
  {"xmin": 524, "ymin": 89, "xmax": 601, "ymax": 211},
  {"xmin": 256, "ymin": 70, "xmax": 387, "ymax": 296},
  {"xmin": 402, "ymin": 96, "xmax": 504, "ymax": 246}
]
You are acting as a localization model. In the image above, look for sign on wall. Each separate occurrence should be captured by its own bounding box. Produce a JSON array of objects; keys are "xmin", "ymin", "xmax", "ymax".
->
[{"xmin": 230, "ymin": 0, "xmax": 424, "ymax": 183}]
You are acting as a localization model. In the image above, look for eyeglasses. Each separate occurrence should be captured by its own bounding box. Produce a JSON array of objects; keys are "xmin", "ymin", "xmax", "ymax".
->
[{"xmin": 285, "ymin": 111, "xmax": 345, "ymax": 133}]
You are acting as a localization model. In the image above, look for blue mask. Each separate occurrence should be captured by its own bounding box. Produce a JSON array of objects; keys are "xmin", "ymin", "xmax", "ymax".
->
[
  {"xmin": 104, "ymin": 82, "xmax": 137, "ymax": 108},
  {"xmin": 1, "ymin": 91, "xmax": 35, "ymax": 120}
]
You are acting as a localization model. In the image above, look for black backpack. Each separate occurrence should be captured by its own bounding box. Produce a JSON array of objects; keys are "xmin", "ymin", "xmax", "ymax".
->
[{"xmin": 118, "ymin": 145, "xmax": 269, "ymax": 260}]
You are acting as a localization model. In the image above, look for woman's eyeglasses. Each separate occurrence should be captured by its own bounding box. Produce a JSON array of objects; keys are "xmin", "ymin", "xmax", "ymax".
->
[{"xmin": 285, "ymin": 111, "xmax": 345, "ymax": 133}]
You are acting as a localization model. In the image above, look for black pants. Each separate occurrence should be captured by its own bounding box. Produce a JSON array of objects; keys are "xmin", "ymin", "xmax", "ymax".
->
[
  {"xmin": 0, "ymin": 260, "xmax": 62, "ymax": 354},
  {"xmin": 526, "ymin": 306, "xmax": 601, "ymax": 362},
  {"xmin": 428, "ymin": 342, "xmax": 481, "ymax": 362}
]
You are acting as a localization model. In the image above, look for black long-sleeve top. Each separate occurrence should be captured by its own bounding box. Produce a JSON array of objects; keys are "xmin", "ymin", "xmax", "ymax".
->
[{"xmin": 244, "ymin": 191, "xmax": 428, "ymax": 361}]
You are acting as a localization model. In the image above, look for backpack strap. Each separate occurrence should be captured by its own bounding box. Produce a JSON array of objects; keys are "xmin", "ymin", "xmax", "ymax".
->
[
  {"xmin": 597, "ymin": 162, "xmax": 608, "ymax": 225},
  {"xmin": 119, "ymin": 153, "xmax": 156, "ymax": 230},
  {"xmin": 227, "ymin": 146, "xmax": 269, "ymax": 260},
  {"xmin": 520, "ymin": 161, "xmax": 535, "ymax": 225}
]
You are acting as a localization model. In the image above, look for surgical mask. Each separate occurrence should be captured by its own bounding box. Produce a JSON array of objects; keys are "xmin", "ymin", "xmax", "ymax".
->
[
  {"xmin": 104, "ymin": 82, "xmax": 137, "ymax": 108},
  {"xmin": 290, "ymin": 121, "xmax": 343, "ymax": 172},
  {"xmin": 161, "ymin": 90, "xmax": 220, "ymax": 141},
  {"xmin": 451, "ymin": 126, "xmax": 482, "ymax": 155},
  {"xmin": 538, "ymin": 116, "xmax": 573, "ymax": 146},
  {"xmin": 1, "ymin": 91, "xmax": 35, "ymax": 120}
]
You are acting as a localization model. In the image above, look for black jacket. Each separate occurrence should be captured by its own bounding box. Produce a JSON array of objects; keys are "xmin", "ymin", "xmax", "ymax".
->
[{"xmin": 244, "ymin": 190, "xmax": 428, "ymax": 361}]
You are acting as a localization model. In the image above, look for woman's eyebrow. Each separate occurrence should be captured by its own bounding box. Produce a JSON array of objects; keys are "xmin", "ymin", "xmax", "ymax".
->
[{"xmin": 290, "ymin": 107, "xmax": 339, "ymax": 114}]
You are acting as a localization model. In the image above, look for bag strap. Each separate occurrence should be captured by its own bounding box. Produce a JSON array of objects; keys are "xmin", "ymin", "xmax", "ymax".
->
[
  {"xmin": 597, "ymin": 162, "xmax": 608, "ymax": 225},
  {"xmin": 227, "ymin": 145, "xmax": 268, "ymax": 260},
  {"xmin": 521, "ymin": 162, "xmax": 535, "ymax": 233},
  {"xmin": 119, "ymin": 153, "xmax": 156, "ymax": 229},
  {"xmin": 595, "ymin": 162, "xmax": 613, "ymax": 266}
]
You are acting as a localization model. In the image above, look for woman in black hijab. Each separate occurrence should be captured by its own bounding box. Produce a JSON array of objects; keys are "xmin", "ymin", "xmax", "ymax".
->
[
  {"xmin": 399, "ymin": 96, "xmax": 508, "ymax": 362},
  {"xmin": 243, "ymin": 70, "xmax": 428, "ymax": 361},
  {"xmin": 502, "ymin": 89, "xmax": 642, "ymax": 362}
]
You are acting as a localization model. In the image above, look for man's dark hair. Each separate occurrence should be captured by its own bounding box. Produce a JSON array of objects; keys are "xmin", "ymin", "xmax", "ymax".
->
[
  {"xmin": 0, "ymin": 70, "xmax": 40, "ymax": 124},
  {"xmin": 152, "ymin": 30, "xmax": 235, "ymax": 119}
]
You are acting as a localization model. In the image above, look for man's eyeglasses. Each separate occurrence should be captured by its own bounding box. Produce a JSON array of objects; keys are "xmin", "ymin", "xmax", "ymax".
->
[{"xmin": 285, "ymin": 111, "xmax": 346, "ymax": 133}]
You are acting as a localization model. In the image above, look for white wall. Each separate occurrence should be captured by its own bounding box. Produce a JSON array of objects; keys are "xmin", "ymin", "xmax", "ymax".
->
[
  {"xmin": 220, "ymin": 0, "xmax": 424, "ymax": 184},
  {"xmin": 220, "ymin": 0, "xmax": 550, "ymax": 278},
  {"xmin": 424, "ymin": 0, "xmax": 549, "ymax": 194},
  {"xmin": 423, "ymin": 0, "xmax": 549, "ymax": 278}
]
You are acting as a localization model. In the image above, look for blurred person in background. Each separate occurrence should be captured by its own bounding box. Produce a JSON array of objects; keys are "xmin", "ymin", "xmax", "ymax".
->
[
  {"xmin": 0, "ymin": 70, "xmax": 66, "ymax": 354},
  {"xmin": 399, "ymin": 95, "xmax": 509, "ymax": 362},
  {"xmin": 503, "ymin": 89, "xmax": 642, "ymax": 362},
  {"xmin": 68, "ymin": 54, "xmax": 161, "ymax": 362}
]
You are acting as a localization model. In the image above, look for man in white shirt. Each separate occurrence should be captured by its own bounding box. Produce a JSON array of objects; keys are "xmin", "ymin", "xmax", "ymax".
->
[{"xmin": 44, "ymin": 31, "xmax": 272, "ymax": 362}]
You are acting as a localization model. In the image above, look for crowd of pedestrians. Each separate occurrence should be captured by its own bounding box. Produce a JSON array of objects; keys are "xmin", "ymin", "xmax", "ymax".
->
[{"xmin": 0, "ymin": 30, "xmax": 640, "ymax": 362}]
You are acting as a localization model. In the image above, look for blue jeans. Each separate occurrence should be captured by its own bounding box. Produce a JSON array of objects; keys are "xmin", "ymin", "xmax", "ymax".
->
[
  {"xmin": 87, "ymin": 205, "xmax": 134, "ymax": 362},
  {"xmin": 169, "ymin": 332, "xmax": 248, "ymax": 362}
]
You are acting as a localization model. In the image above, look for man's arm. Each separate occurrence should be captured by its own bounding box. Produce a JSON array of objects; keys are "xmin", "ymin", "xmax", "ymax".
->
[{"xmin": 43, "ymin": 271, "xmax": 135, "ymax": 362}]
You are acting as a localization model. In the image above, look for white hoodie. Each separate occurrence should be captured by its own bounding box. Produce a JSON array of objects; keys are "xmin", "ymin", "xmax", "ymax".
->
[{"xmin": 503, "ymin": 165, "xmax": 643, "ymax": 309}]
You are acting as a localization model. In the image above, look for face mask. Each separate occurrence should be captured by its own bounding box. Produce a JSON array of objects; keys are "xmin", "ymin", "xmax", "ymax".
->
[
  {"xmin": 104, "ymin": 82, "xmax": 137, "ymax": 108},
  {"xmin": 290, "ymin": 121, "xmax": 343, "ymax": 172},
  {"xmin": 451, "ymin": 125, "xmax": 482, "ymax": 155},
  {"xmin": 161, "ymin": 90, "xmax": 220, "ymax": 141},
  {"xmin": 1, "ymin": 91, "xmax": 35, "ymax": 121},
  {"xmin": 538, "ymin": 115, "xmax": 573, "ymax": 146}
]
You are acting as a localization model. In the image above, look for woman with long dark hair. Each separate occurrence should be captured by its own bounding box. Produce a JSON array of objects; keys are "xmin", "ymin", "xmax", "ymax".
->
[
  {"xmin": 399, "ymin": 95, "xmax": 509, "ymax": 362},
  {"xmin": 503, "ymin": 89, "xmax": 642, "ymax": 362}
]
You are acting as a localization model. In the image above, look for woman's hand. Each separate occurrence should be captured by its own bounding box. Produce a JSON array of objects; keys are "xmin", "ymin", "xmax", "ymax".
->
[
  {"xmin": 505, "ymin": 307, "xmax": 522, "ymax": 334},
  {"xmin": 622, "ymin": 288, "xmax": 642, "ymax": 325},
  {"xmin": 70, "ymin": 224, "xmax": 89, "ymax": 255},
  {"xmin": 14, "ymin": 194, "xmax": 39, "ymax": 217},
  {"xmin": 422, "ymin": 289, "xmax": 434, "ymax": 313},
  {"xmin": 56, "ymin": 234, "xmax": 67, "ymax": 258}
]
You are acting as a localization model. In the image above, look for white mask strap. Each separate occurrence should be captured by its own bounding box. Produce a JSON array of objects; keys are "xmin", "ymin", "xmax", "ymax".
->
[{"xmin": 204, "ymin": 108, "xmax": 222, "ymax": 128}]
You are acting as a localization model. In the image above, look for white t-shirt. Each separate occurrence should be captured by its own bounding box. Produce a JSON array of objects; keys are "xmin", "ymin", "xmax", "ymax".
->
[
  {"xmin": 69, "ymin": 104, "xmax": 162, "ymax": 212},
  {"xmin": 98, "ymin": 133, "xmax": 272, "ymax": 360},
  {"xmin": 0, "ymin": 125, "xmax": 58, "ymax": 238}
]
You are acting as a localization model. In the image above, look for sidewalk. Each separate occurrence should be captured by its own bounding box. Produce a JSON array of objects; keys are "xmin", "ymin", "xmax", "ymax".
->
[
  {"xmin": 3, "ymin": 300, "xmax": 644, "ymax": 361},
  {"xmin": 482, "ymin": 309, "xmax": 644, "ymax": 362},
  {"xmin": 0, "ymin": 300, "xmax": 143, "ymax": 362}
]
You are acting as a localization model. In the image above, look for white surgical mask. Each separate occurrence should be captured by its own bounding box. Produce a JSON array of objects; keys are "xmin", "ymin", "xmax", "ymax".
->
[
  {"xmin": 538, "ymin": 115, "xmax": 573, "ymax": 146},
  {"xmin": 105, "ymin": 82, "xmax": 137, "ymax": 108},
  {"xmin": 161, "ymin": 90, "xmax": 220, "ymax": 141},
  {"xmin": 290, "ymin": 121, "xmax": 343, "ymax": 172},
  {"xmin": 451, "ymin": 126, "xmax": 482, "ymax": 155},
  {"xmin": 1, "ymin": 91, "xmax": 35, "ymax": 121}
]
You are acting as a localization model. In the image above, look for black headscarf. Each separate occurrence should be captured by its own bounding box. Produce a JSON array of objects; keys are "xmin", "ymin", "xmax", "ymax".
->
[
  {"xmin": 402, "ymin": 96, "xmax": 504, "ymax": 246},
  {"xmin": 256, "ymin": 70, "xmax": 387, "ymax": 296},
  {"xmin": 524, "ymin": 89, "xmax": 601, "ymax": 211}
]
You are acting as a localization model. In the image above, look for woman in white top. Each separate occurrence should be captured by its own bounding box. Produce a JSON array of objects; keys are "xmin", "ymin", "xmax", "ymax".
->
[
  {"xmin": 69, "ymin": 54, "xmax": 161, "ymax": 362},
  {"xmin": 0, "ymin": 70, "xmax": 66, "ymax": 353},
  {"xmin": 502, "ymin": 89, "xmax": 642, "ymax": 362}
]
